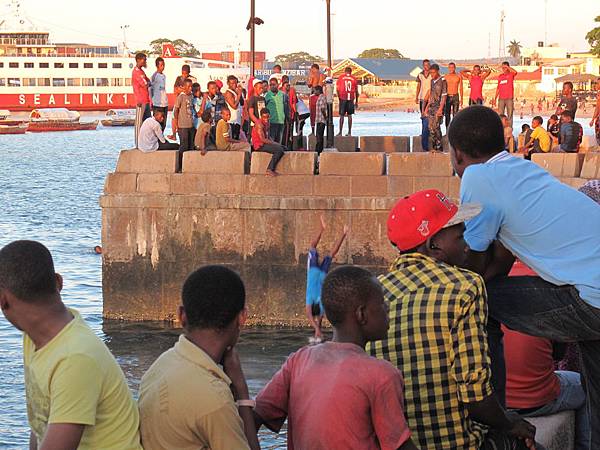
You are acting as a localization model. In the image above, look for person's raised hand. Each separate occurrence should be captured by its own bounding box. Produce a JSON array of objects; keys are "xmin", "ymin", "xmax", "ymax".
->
[{"xmin": 222, "ymin": 347, "xmax": 249, "ymax": 398}]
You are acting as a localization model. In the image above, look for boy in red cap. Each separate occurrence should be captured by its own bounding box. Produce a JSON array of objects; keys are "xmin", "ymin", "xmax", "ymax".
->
[{"xmin": 367, "ymin": 190, "xmax": 538, "ymax": 450}]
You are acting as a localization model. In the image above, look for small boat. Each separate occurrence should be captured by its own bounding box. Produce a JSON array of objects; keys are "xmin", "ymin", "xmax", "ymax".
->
[
  {"xmin": 0, "ymin": 109, "xmax": 28, "ymax": 126},
  {"xmin": 101, "ymin": 109, "xmax": 136, "ymax": 127},
  {"xmin": 27, "ymin": 108, "xmax": 98, "ymax": 132},
  {"xmin": 0, "ymin": 123, "xmax": 27, "ymax": 135}
]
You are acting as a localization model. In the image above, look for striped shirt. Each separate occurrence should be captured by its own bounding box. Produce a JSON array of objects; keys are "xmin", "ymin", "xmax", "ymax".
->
[{"xmin": 367, "ymin": 253, "xmax": 493, "ymax": 450}]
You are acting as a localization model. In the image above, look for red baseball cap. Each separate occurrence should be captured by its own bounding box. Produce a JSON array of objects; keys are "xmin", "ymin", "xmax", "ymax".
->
[
  {"xmin": 215, "ymin": 79, "xmax": 224, "ymax": 89},
  {"xmin": 387, "ymin": 190, "xmax": 482, "ymax": 251}
]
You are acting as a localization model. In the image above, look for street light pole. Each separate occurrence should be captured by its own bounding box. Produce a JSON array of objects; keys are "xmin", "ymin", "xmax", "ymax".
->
[
  {"xmin": 250, "ymin": 0, "xmax": 255, "ymax": 78},
  {"xmin": 325, "ymin": 0, "xmax": 334, "ymax": 148}
]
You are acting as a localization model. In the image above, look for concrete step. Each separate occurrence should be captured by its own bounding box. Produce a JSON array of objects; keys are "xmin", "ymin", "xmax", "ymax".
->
[{"xmin": 526, "ymin": 410, "xmax": 575, "ymax": 450}]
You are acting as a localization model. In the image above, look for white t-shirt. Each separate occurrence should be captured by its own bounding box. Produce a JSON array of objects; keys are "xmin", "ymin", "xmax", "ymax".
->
[
  {"xmin": 417, "ymin": 71, "xmax": 432, "ymax": 100},
  {"xmin": 138, "ymin": 117, "xmax": 166, "ymax": 152}
]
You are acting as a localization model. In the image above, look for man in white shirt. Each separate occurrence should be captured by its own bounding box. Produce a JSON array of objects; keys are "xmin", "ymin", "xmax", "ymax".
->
[
  {"xmin": 137, "ymin": 110, "xmax": 179, "ymax": 152},
  {"xmin": 415, "ymin": 59, "xmax": 432, "ymax": 151}
]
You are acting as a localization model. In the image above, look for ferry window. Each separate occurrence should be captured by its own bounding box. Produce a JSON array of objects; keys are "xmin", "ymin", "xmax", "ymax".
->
[
  {"xmin": 0, "ymin": 62, "xmax": 3, "ymax": 68},
  {"xmin": 24, "ymin": 62, "xmax": 34, "ymax": 68},
  {"xmin": 69, "ymin": 63, "xmax": 79, "ymax": 69},
  {"xmin": 67, "ymin": 78, "xmax": 81, "ymax": 87},
  {"xmin": 8, "ymin": 78, "xmax": 21, "ymax": 86},
  {"xmin": 98, "ymin": 63, "xmax": 108, "ymax": 69},
  {"xmin": 9, "ymin": 62, "xmax": 19, "ymax": 68},
  {"xmin": 110, "ymin": 78, "xmax": 123, "ymax": 86},
  {"xmin": 125, "ymin": 78, "xmax": 132, "ymax": 86},
  {"xmin": 52, "ymin": 78, "xmax": 65, "ymax": 87},
  {"xmin": 0, "ymin": 79, "xmax": 5, "ymax": 86},
  {"xmin": 96, "ymin": 78, "xmax": 109, "ymax": 87},
  {"xmin": 37, "ymin": 78, "xmax": 50, "ymax": 86},
  {"xmin": 84, "ymin": 63, "xmax": 93, "ymax": 69},
  {"xmin": 23, "ymin": 78, "xmax": 37, "ymax": 86},
  {"xmin": 54, "ymin": 62, "xmax": 64, "ymax": 69},
  {"xmin": 82, "ymin": 78, "xmax": 95, "ymax": 86},
  {"xmin": 112, "ymin": 63, "xmax": 122, "ymax": 69},
  {"xmin": 39, "ymin": 62, "xmax": 49, "ymax": 68}
]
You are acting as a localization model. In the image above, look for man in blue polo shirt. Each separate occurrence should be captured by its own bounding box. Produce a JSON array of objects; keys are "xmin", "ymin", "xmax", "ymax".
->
[{"xmin": 448, "ymin": 105, "xmax": 600, "ymax": 450}]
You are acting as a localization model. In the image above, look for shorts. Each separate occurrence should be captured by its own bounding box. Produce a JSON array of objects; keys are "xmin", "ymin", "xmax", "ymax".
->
[
  {"xmin": 339, "ymin": 99, "xmax": 355, "ymax": 116},
  {"xmin": 311, "ymin": 303, "xmax": 322, "ymax": 317}
]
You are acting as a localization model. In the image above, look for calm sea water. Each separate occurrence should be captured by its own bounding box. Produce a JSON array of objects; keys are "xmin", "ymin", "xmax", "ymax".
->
[{"xmin": 0, "ymin": 111, "xmax": 595, "ymax": 449}]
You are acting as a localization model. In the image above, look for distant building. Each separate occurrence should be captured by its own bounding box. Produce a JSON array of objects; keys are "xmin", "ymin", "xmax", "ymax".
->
[
  {"xmin": 201, "ymin": 51, "xmax": 266, "ymax": 69},
  {"xmin": 539, "ymin": 53, "xmax": 600, "ymax": 93},
  {"xmin": 520, "ymin": 42, "xmax": 568, "ymax": 66}
]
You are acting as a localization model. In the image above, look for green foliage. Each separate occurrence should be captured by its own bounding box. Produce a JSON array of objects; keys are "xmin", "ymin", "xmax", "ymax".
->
[
  {"xmin": 507, "ymin": 40, "xmax": 522, "ymax": 58},
  {"xmin": 586, "ymin": 16, "xmax": 600, "ymax": 57},
  {"xmin": 149, "ymin": 38, "xmax": 200, "ymax": 57},
  {"xmin": 357, "ymin": 48, "xmax": 405, "ymax": 59},
  {"xmin": 274, "ymin": 51, "xmax": 322, "ymax": 64}
]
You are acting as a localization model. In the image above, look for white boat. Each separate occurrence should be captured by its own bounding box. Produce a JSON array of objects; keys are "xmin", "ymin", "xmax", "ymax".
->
[{"xmin": 101, "ymin": 109, "xmax": 136, "ymax": 127}]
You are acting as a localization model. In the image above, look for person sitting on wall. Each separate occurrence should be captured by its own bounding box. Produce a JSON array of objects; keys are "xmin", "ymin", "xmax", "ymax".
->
[
  {"xmin": 254, "ymin": 265, "xmax": 419, "ymax": 450},
  {"xmin": 251, "ymin": 108, "xmax": 286, "ymax": 177},
  {"xmin": 195, "ymin": 109, "xmax": 215, "ymax": 155},
  {"xmin": 137, "ymin": 109, "xmax": 179, "ymax": 152},
  {"xmin": 215, "ymin": 107, "xmax": 251, "ymax": 152}
]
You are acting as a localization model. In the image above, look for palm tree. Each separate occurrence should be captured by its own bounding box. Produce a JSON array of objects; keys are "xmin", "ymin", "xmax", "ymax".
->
[{"xmin": 507, "ymin": 40, "xmax": 522, "ymax": 59}]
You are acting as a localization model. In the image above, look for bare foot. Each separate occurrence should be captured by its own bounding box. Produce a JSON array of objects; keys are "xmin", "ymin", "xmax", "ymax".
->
[{"xmin": 266, "ymin": 170, "xmax": 279, "ymax": 177}]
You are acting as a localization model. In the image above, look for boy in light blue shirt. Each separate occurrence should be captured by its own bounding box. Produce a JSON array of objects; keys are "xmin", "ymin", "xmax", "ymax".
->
[
  {"xmin": 448, "ymin": 105, "xmax": 600, "ymax": 448},
  {"xmin": 306, "ymin": 216, "xmax": 348, "ymax": 343},
  {"xmin": 150, "ymin": 57, "xmax": 168, "ymax": 131}
]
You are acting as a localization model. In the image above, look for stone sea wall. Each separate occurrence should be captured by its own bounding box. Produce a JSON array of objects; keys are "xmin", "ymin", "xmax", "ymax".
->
[{"xmin": 101, "ymin": 142, "xmax": 600, "ymax": 325}]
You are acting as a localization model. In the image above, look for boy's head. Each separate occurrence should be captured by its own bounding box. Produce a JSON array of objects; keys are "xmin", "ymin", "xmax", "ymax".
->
[
  {"xmin": 252, "ymin": 78, "xmax": 263, "ymax": 95},
  {"xmin": 314, "ymin": 85, "xmax": 323, "ymax": 95},
  {"xmin": 473, "ymin": 64, "xmax": 481, "ymax": 75},
  {"xmin": 387, "ymin": 190, "xmax": 481, "ymax": 268},
  {"xmin": 448, "ymin": 106, "xmax": 505, "ymax": 177},
  {"xmin": 422, "ymin": 59, "xmax": 430, "ymax": 71},
  {"xmin": 181, "ymin": 64, "xmax": 191, "ymax": 76},
  {"xmin": 135, "ymin": 52, "xmax": 147, "ymax": 68},
  {"xmin": 183, "ymin": 78, "xmax": 193, "ymax": 94},
  {"xmin": 501, "ymin": 61, "xmax": 510, "ymax": 73},
  {"xmin": 561, "ymin": 110, "xmax": 574, "ymax": 123},
  {"xmin": 429, "ymin": 63, "xmax": 440, "ymax": 79},
  {"xmin": 448, "ymin": 62, "xmax": 456, "ymax": 74},
  {"xmin": 227, "ymin": 75, "xmax": 238, "ymax": 90},
  {"xmin": 221, "ymin": 106, "xmax": 231, "ymax": 121},
  {"xmin": 532, "ymin": 116, "xmax": 543, "ymax": 128},
  {"xmin": 562, "ymin": 81, "xmax": 573, "ymax": 96},
  {"xmin": 521, "ymin": 123, "xmax": 531, "ymax": 132},
  {"xmin": 260, "ymin": 108, "xmax": 270, "ymax": 122},
  {"xmin": 273, "ymin": 64, "xmax": 282, "ymax": 73},
  {"xmin": 207, "ymin": 81, "xmax": 218, "ymax": 95},
  {"xmin": 345, "ymin": 67, "xmax": 352, "ymax": 75},
  {"xmin": 322, "ymin": 266, "xmax": 389, "ymax": 342},
  {"xmin": 191, "ymin": 82, "xmax": 201, "ymax": 97},
  {"xmin": 153, "ymin": 108, "xmax": 165, "ymax": 124},
  {"xmin": 155, "ymin": 57, "xmax": 165, "ymax": 72},
  {"xmin": 311, "ymin": 63, "xmax": 320, "ymax": 72},
  {"xmin": 179, "ymin": 265, "xmax": 246, "ymax": 345},
  {"xmin": 201, "ymin": 109, "xmax": 212, "ymax": 124},
  {"xmin": 269, "ymin": 78, "xmax": 279, "ymax": 93},
  {"xmin": 0, "ymin": 241, "xmax": 63, "ymax": 330}
]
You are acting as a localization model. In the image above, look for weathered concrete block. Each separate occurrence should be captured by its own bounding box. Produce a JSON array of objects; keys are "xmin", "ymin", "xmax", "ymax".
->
[
  {"xmin": 171, "ymin": 173, "xmax": 207, "ymax": 194},
  {"xmin": 527, "ymin": 411, "xmax": 574, "ymax": 450},
  {"xmin": 348, "ymin": 211, "xmax": 397, "ymax": 266},
  {"xmin": 319, "ymin": 153, "xmax": 385, "ymax": 175},
  {"xmin": 205, "ymin": 174, "xmax": 245, "ymax": 195},
  {"xmin": 116, "ymin": 149, "xmax": 178, "ymax": 173},
  {"xmin": 251, "ymin": 151, "xmax": 316, "ymax": 175},
  {"xmin": 245, "ymin": 175, "xmax": 280, "ymax": 196},
  {"xmin": 307, "ymin": 135, "xmax": 358, "ymax": 152},
  {"xmin": 313, "ymin": 176, "xmax": 351, "ymax": 196},
  {"xmin": 581, "ymin": 153, "xmax": 600, "ymax": 179},
  {"xmin": 277, "ymin": 176, "xmax": 314, "ymax": 196},
  {"xmin": 448, "ymin": 175, "xmax": 461, "ymax": 200},
  {"xmin": 104, "ymin": 173, "xmax": 137, "ymax": 194},
  {"xmin": 562, "ymin": 153, "xmax": 585, "ymax": 178},
  {"xmin": 360, "ymin": 136, "xmax": 409, "ymax": 153},
  {"xmin": 388, "ymin": 153, "xmax": 454, "ymax": 177},
  {"xmin": 183, "ymin": 151, "xmax": 249, "ymax": 174},
  {"xmin": 412, "ymin": 135, "xmax": 425, "ymax": 152},
  {"xmin": 137, "ymin": 174, "xmax": 171, "ymax": 193},
  {"xmin": 531, "ymin": 153, "xmax": 564, "ymax": 177},
  {"xmin": 350, "ymin": 176, "xmax": 388, "ymax": 197},
  {"xmin": 388, "ymin": 176, "xmax": 415, "ymax": 198},
  {"xmin": 414, "ymin": 176, "xmax": 450, "ymax": 194}
]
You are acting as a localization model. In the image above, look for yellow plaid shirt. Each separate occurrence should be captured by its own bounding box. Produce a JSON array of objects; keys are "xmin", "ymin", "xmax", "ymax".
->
[{"xmin": 367, "ymin": 253, "xmax": 493, "ymax": 450}]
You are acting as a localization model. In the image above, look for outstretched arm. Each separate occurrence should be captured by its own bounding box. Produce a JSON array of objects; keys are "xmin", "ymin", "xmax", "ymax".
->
[
  {"xmin": 460, "ymin": 70, "xmax": 471, "ymax": 80},
  {"xmin": 310, "ymin": 216, "xmax": 327, "ymax": 249},
  {"xmin": 481, "ymin": 69, "xmax": 492, "ymax": 81},
  {"xmin": 330, "ymin": 225, "xmax": 349, "ymax": 259}
]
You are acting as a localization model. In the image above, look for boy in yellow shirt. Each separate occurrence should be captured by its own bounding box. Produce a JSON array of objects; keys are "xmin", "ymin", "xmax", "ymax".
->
[
  {"xmin": 520, "ymin": 115, "xmax": 550, "ymax": 158},
  {"xmin": 216, "ymin": 107, "xmax": 251, "ymax": 152},
  {"xmin": 0, "ymin": 241, "xmax": 142, "ymax": 450}
]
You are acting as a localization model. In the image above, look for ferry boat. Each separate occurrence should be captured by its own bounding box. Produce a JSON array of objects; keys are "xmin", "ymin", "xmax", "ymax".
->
[
  {"xmin": 27, "ymin": 108, "xmax": 99, "ymax": 132},
  {"xmin": 0, "ymin": 122, "xmax": 27, "ymax": 134},
  {"xmin": 0, "ymin": 1, "xmax": 249, "ymax": 111},
  {"xmin": 101, "ymin": 109, "xmax": 136, "ymax": 127},
  {"xmin": 0, "ymin": 108, "xmax": 26, "ymax": 125}
]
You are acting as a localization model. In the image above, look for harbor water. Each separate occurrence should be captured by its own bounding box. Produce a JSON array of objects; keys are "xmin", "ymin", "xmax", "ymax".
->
[{"xmin": 0, "ymin": 111, "xmax": 596, "ymax": 449}]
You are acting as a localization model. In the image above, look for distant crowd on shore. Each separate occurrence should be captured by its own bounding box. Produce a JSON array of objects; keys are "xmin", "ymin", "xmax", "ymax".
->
[
  {"xmin": 415, "ymin": 58, "xmax": 600, "ymax": 154},
  {"xmin": 130, "ymin": 52, "xmax": 360, "ymax": 175}
]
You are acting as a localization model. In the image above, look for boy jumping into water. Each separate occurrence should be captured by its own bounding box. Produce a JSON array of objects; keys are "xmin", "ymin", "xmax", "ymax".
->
[{"xmin": 306, "ymin": 216, "xmax": 348, "ymax": 343}]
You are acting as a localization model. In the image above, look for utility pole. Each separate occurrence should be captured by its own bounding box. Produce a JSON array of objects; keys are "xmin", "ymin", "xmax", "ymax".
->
[
  {"xmin": 325, "ymin": 0, "xmax": 334, "ymax": 148},
  {"xmin": 544, "ymin": 0, "xmax": 548, "ymax": 46},
  {"xmin": 250, "ymin": 0, "xmax": 255, "ymax": 77},
  {"xmin": 120, "ymin": 25, "xmax": 130, "ymax": 55},
  {"xmin": 498, "ymin": 10, "xmax": 505, "ymax": 58}
]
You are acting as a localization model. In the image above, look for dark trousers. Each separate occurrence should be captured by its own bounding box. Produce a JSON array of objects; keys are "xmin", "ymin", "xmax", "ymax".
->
[
  {"xmin": 419, "ymin": 100, "xmax": 430, "ymax": 151},
  {"xmin": 259, "ymin": 143, "xmax": 285, "ymax": 172},
  {"xmin": 486, "ymin": 276, "xmax": 600, "ymax": 450},
  {"xmin": 428, "ymin": 114, "xmax": 443, "ymax": 151},
  {"xmin": 178, "ymin": 128, "xmax": 195, "ymax": 151},
  {"xmin": 269, "ymin": 123, "xmax": 284, "ymax": 143},
  {"xmin": 315, "ymin": 122, "xmax": 326, "ymax": 153},
  {"xmin": 444, "ymin": 94, "xmax": 460, "ymax": 128},
  {"xmin": 153, "ymin": 106, "xmax": 168, "ymax": 131},
  {"xmin": 231, "ymin": 123, "xmax": 241, "ymax": 140},
  {"xmin": 470, "ymin": 98, "xmax": 484, "ymax": 106},
  {"xmin": 158, "ymin": 141, "xmax": 179, "ymax": 150}
]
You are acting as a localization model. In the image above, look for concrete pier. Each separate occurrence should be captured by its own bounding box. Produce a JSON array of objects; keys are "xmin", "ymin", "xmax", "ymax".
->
[{"xmin": 101, "ymin": 143, "xmax": 599, "ymax": 325}]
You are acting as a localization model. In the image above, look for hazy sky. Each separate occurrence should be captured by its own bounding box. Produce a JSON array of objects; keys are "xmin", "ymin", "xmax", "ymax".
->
[{"xmin": 10, "ymin": 0, "xmax": 598, "ymax": 60}]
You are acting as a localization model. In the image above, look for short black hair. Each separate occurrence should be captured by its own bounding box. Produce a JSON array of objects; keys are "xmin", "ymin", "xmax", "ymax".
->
[
  {"xmin": 281, "ymin": 74, "xmax": 290, "ymax": 83},
  {"xmin": 533, "ymin": 115, "xmax": 543, "ymax": 125},
  {"xmin": 311, "ymin": 63, "xmax": 320, "ymax": 70},
  {"xmin": 135, "ymin": 52, "xmax": 147, "ymax": 61},
  {"xmin": 192, "ymin": 82, "xmax": 201, "ymax": 94},
  {"xmin": 521, "ymin": 124, "xmax": 531, "ymax": 132},
  {"xmin": 0, "ymin": 241, "xmax": 57, "ymax": 302},
  {"xmin": 502, "ymin": 61, "xmax": 510, "ymax": 66},
  {"xmin": 430, "ymin": 63, "xmax": 440, "ymax": 71},
  {"xmin": 207, "ymin": 80, "xmax": 217, "ymax": 88},
  {"xmin": 322, "ymin": 266, "xmax": 380, "ymax": 326},
  {"xmin": 182, "ymin": 64, "xmax": 191, "ymax": 73},
  {"xmin": 260, "ymin": 108, "xmax": 270, "ymax": 116},
  {"xmin": 345, "ymin": 66, "xmax": 352, "ymax": 73},
  {"xmin": 273, "ymin": 64, "xmax": 282, "ymax": 71},
  {"xmin": 563, "ymin": 81, "xmax": 573, "ymax": 90},
  {"xmin": 449, "ymin": 62, "xmax": 456, "ymax": 66},
  {"xmin": 181, "ymin": 266, "xmax": 245, "ymax": 330},
  {"xmin": 155, "ymin": 57, "xmax": 164, "ymax": 66},
  {"xmin": 314, "ymin": 85, "xmax": 323, "ymax": 94},
  {"xmin": 184, "ymin": 78, "xmax": 193, "ymax": 86},
  {"xmin": 561, "ymin": 110, "xmax": 574, "ymax": 120},
  {"xmin": 423, "ymin": 59, "xmax": 430, "ymax": 64},
  {"xmin": 221, "ymin": 105, "xmax": 230, "ymax": 114},
  {"xmin": 474, "ymin": 64, "xmax": 481, "ymax": 69},
  {"xmin": 448, "ymin": 105, "xmax": 505, "ymax": 159},
  {"xmin": 201, "ymin": 109, "xmax": 212, "ymax": 123},
  {"xmin": 550, "ymin": 114, "xmax": 559, "ymax": 121},
  {"xmin": 227, "ymin": 75, "xmax": 238, "ymax": 83}
]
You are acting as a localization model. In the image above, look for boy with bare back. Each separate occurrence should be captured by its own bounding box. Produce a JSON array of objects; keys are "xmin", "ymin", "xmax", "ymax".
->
[
  {"xmin": 443, "ymin": 62, "xmax": 463, "ymax": 127},
  {"xmin": 306, "ymin": 216, "xmax": 348, "ymax": 343}
]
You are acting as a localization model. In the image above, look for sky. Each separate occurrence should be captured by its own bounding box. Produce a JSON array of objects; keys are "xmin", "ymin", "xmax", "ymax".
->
[{"xmin": 7, "ymin": 0, "xmax": 598, "ymax": 60}]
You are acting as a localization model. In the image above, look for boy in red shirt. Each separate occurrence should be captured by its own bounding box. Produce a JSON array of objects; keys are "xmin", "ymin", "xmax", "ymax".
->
[
  {"xmin": 336, "ymin": 66, "xmax": 359, "ymax": 136},
  {"xmin": 254, "ymin": 265, "xmax": 418, "ymax": 450},
  {"xmin": 132, "ymin": 52, "xmax": 151, "ymax": 149}
]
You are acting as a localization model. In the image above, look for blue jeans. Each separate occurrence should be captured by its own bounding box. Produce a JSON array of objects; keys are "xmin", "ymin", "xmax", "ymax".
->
[
  {"xmin": 486, "ymin": 276, "xmax": 600, "ymax": 449},
  {"xmin": 419, "ymin": 100, "xmax": 430, "ymax": 151}
]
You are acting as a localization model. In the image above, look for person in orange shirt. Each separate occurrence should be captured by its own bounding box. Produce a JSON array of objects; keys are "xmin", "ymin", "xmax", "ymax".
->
[
  {"xmin": 443, "ymin": 62, "xmax": 463, "ymax": 128},
  {"xmin": 308, "ymin": 64, "xmax": 326, "ymax": 134}
]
